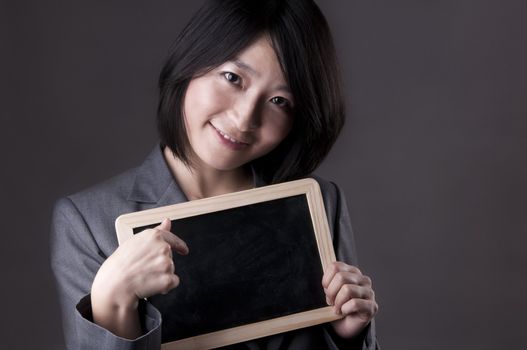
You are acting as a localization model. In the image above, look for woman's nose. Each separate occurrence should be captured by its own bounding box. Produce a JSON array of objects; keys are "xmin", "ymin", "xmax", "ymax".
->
[{"xmin": 231, "ymin": 97, "xmax": 261, "ymax": 131}]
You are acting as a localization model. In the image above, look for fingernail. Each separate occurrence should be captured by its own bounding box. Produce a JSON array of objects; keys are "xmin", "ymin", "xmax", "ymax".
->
[{"xmin": 326, "ymin": 296, "xmax": 331, "ymax": 305}]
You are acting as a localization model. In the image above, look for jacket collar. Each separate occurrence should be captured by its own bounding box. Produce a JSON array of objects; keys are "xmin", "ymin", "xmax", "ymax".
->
[
  {"xmin": 126, "ymin": 143, "xmax": 184, "ymax": 204},
  {"xmin": 127, "ymin": 143, "xmax": 265, "ymax": 205}
]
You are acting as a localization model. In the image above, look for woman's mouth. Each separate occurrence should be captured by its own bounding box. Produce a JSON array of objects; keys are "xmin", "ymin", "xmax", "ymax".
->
[
  {"xmin": 216, "ymin": 128, "xmax": 245, "ymax": 144},
  {"xmin": 210, "ymin": 123, "xmax": 249, "ymax": 150}
]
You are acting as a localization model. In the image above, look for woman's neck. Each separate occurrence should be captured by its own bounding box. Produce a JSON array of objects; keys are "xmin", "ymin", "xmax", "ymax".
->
[{"xmin": 163, "ymin": 146, "xmax": 254, "ymax": 200}]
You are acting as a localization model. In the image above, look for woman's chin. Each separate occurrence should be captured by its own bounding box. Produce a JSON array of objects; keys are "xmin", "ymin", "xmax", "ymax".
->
[{"xmin": 193, "ymin": 155, "xmax": 246, "ymax": 172}]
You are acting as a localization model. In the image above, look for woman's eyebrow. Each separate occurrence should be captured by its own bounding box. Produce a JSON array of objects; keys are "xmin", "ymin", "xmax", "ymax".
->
[
  {"xmin": 275, "ymin": 84, "xmax": 291, "ymax": 94},
  {"xmin": 230, "ymin": 58, "xmax": 291, "ymax": 94},
  {"xmin": 231, "ymin": 58, "xmax": 259, "ymax": 77}
]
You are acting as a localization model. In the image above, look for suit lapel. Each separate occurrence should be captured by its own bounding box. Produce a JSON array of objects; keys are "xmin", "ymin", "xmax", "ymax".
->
[
  {"xmin": 127, "ymin": 142, "xmax": 266, "ymax": 208},
  {"xmin": 127, "ymin": 143, "xmax": 188, "ymax": 206}
]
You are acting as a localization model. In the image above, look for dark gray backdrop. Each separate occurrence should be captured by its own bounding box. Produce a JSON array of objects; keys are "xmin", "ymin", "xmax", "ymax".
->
[{"xmin": 2, "ymin": 0, "xmax": 526, "ymax": 349}]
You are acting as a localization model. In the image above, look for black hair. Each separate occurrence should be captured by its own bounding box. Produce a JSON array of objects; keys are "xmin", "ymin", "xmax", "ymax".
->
[{"xmin": 157, "ymin": 0, "xmax": 345, "ymax": 184}]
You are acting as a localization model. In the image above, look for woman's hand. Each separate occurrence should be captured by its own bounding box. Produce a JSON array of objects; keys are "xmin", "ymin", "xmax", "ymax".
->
[
  {"xmin": 322, "ymin": 261, "xmax": 378, "ymax": 341},
  {"xmin": 91, "ymin": 218, "xmax": 188, "ymax": 338}
]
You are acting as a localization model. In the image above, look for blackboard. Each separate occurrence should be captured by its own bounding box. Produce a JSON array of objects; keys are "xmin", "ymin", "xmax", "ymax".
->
[{"xmin": 115, "ymin": 178, "xmax": 339, "ymax": 350}]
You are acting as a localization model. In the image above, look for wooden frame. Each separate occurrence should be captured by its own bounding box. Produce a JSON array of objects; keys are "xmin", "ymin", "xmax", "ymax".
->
[{"xmin": 115, "ymin": 178, "xmax": 341, "ymax": 349}]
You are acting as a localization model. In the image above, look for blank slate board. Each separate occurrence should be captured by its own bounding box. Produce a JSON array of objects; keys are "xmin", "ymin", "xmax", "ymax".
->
[{"xmin": 115, "ymin": 178, "xmax": 341, "ymax": 350}]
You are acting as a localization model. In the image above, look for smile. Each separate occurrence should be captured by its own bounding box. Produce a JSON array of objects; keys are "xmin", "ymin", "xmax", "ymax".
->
[{"xmin": 211, "ymin": 123, "xmax": 249, "ymax": 145}]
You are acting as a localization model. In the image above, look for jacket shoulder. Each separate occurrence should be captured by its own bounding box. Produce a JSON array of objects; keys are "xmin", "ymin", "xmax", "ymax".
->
[
  {"xmin": 65, "ymin": 166, "xmax": 139, "ymax": 211},
  {"xmin": 308, "ymin": 174, "xmax": 340, "ymax": 203},
  {"xmin": 51, "ymin": 166, "xmax": 142, "ymax": 257}
]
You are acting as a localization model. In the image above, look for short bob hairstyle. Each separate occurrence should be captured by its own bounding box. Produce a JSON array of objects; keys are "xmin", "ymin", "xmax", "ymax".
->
[{"xmin": 157, "ymin": 0, "xmax": 345, "ymax": 184}]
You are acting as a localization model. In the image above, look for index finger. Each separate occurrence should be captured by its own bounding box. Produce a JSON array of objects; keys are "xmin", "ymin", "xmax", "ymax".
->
[{"xmin": 159, "ymin": 229, "xmax": 189, "ymax": 256}]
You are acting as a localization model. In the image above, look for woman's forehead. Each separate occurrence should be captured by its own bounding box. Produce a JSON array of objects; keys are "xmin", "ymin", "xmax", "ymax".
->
[{"xmin": 223, "ymin": 36, "xmax": 289, "ymax": 87}]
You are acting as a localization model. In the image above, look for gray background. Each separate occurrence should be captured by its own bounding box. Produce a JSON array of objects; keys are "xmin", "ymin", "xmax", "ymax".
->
[{"xmin": 2, "ymin": 0, "xmax": 526, "ymax": 349}]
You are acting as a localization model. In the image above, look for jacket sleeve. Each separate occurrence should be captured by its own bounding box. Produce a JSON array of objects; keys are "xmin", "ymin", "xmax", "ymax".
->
[
  {"xmin": 49, "ymin": 197, "xmax": 162, "ymax": 350},
  {"xmin": 320, "ymin": 181, "xmax": 380, "ymax": 350}
]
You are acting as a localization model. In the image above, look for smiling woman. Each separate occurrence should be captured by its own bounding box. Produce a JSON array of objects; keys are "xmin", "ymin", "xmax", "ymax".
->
[
  {"xmin": 180, "ymin": 35, "xmax": 295, "ymax": 175},
  {"xmin": 156, "ymin": 1, "xmax": 346, "ymax": 186},
  {"xmin": 50, "ymin": 1, "xmax": 379, "ymax": 349}
]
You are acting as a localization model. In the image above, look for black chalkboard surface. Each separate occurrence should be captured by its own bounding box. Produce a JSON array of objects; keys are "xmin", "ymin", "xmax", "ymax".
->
[{"xmin": 115, "ymin": 178, "xmax": 339, "ymax": 350}]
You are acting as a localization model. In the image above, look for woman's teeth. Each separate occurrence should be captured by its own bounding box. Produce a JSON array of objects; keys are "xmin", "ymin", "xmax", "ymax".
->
[{"xmin": 217, "ymin": 128, "xmax": 243, "ymax": 144}]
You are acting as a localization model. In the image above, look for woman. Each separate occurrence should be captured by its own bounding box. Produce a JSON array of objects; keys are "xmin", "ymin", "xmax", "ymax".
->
[{"xmin": 50, "ymin": 0, "xmax": 379, "ymax": 349}]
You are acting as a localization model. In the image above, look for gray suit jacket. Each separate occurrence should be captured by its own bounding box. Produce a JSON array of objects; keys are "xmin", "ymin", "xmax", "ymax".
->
[{"xmin": 50, "ymin": 143, "xmax": 378, "ymax": 350}]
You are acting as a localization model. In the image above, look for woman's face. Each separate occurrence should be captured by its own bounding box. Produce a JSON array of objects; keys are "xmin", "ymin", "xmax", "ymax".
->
[{"xmin": 182, "ymin": 35, "xmax": 295, "ymax": 172}]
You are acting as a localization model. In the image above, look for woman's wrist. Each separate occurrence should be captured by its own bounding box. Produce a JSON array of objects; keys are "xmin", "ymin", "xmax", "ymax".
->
[
  {"xmin": 91, "ymin": 262, "xmax": 139, "ymax": 311},
  {"xmin": 91, "ymin": 267, "xmax": 142, "ymax": 339}
]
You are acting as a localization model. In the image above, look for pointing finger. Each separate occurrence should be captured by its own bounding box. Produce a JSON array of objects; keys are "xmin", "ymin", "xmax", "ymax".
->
[{"xmin": 160, "ymin": 229, "xmax": 189, "ymax": 256}]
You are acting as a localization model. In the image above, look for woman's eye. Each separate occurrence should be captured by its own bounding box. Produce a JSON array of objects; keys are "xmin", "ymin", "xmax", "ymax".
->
[
  {"xmin": 223, "ymin": 72, "xmax": 241, "ymax": 85},
  {"xmin": 270, "ymin": 96, "xmax": 290, "ymax": 108}
]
